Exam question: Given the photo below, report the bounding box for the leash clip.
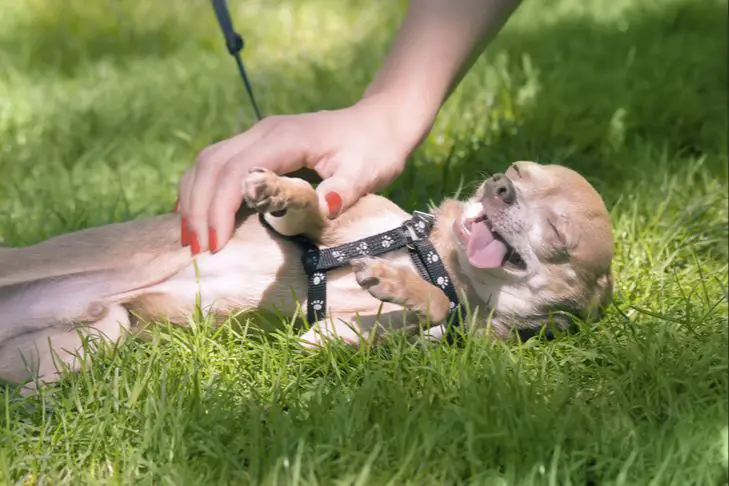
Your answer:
[210,0,263,121]
[225,32,244,55]
[412,210,436,228]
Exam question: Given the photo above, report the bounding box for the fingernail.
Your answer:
[208,227,218,254]
[190,231,201,256]
[181,217,190,246]
[174,199,180,212]
[325,192,342,219]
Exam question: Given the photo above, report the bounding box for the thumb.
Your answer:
[315,173,371,220]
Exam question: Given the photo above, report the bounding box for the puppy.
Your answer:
[0,161,614,391]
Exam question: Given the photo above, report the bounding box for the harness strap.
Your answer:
[258,211,464,343]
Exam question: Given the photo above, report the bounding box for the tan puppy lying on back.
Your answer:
[0,161,614,391]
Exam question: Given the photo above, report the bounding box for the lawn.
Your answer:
[0,0,727,483]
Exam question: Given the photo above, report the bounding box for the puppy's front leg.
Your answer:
[352,258,452,328]
[243,167,325,240]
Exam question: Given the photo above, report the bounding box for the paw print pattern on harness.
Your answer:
[312,272,325,285]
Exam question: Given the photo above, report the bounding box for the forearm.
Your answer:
[362,0,521,147]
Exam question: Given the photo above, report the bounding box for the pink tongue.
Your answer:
[466,222,509,269]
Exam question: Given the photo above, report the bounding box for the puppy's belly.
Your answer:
[130,237,306,321]
[131,241,420,328]
[129,209,421,327]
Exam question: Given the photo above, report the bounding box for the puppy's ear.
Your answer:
[584,271,614,321]
[543,210,580,255]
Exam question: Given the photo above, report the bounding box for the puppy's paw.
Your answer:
[352,258,406,305]
[243,167,287,215]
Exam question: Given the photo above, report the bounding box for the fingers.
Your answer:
[176,105,410,256]
[314,170,371,220]
[203,165,246,250]
[207,134,308,250]
[177,166,195,246]
[315,157,405,219]
[179,119,278,254]
[178,137,230,231]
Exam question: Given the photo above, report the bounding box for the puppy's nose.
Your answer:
[485,173,516,205]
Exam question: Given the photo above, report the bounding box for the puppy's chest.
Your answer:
[152,211,422,315]
[313,211,423,315]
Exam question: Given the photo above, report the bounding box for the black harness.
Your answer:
[259,211,465,343]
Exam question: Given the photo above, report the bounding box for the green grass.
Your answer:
[1,0,727,483]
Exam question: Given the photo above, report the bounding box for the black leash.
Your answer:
[211,0,263,121]
[259,212,466,344]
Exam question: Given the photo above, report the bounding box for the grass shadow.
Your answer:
[4,319,726,483]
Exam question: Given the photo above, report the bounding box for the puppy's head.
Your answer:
[451,161,614,336]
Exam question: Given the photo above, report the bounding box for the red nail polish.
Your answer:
[325,192,342,219]
[208,227,218,254]
[181,217,190,246]
[190,231,201,256]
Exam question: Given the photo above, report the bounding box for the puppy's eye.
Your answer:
[508,163,522,178]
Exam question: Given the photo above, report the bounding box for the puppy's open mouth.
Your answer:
[461,213,527,271]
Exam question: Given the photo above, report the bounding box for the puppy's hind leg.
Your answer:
[243,167,327,240]
[0,304,131,394]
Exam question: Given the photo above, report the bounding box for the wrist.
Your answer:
[358,87,441,158]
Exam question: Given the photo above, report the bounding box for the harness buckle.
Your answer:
[403,210,436,244]
[412,210,436,225]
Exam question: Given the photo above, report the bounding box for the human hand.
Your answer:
[177,95,421,255]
